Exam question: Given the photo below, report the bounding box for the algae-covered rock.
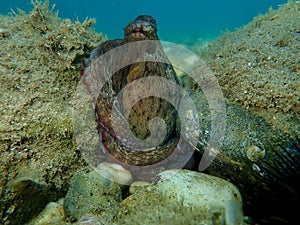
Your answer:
[2,176,62,225]
[64,170,122,222]
[26,198,66,225]
[199,1,300,136]
[0,0,105,223]
[115,170,243,225]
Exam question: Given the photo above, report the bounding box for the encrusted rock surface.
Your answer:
[0,1,105,223]
[64,170,122,222]
[114,170,243,225]
[199,1,300,137]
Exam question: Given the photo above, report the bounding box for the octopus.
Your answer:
[81,16,300,223]
[82,15,191,172]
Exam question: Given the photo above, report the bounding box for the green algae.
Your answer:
[0,0,105,223]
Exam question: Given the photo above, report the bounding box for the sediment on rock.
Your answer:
[0,1,105,223]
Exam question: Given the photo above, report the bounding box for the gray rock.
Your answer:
[64,171,122,222]
[116,169,243,225]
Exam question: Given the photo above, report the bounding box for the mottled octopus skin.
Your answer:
[83,15,182,167]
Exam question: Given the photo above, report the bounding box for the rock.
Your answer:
[0,1,104,224]
[2,176,61,224]
[95,162,133,185]
[199,2,300,137]
[0,27,11,37]
[64,170,122,222]
[129,181,150,194]
[77,213,106,225]
[114,169,243,225]
[156,170,242,209]
[27,199,66,225]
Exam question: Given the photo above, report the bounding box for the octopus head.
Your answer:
[124,15,158,42]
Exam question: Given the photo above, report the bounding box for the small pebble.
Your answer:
[0,28,11,37]
[28,199,66,225]
[77,213,106,225]
[95,162,133,185]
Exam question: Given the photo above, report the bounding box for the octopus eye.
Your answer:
[149,18,156,26]
[142,24,153,32]
[145,17,156,26]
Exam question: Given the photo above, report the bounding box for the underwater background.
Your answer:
[1,0,299,224]
[1,0,287,44]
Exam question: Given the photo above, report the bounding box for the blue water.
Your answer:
[1,0,287,44]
